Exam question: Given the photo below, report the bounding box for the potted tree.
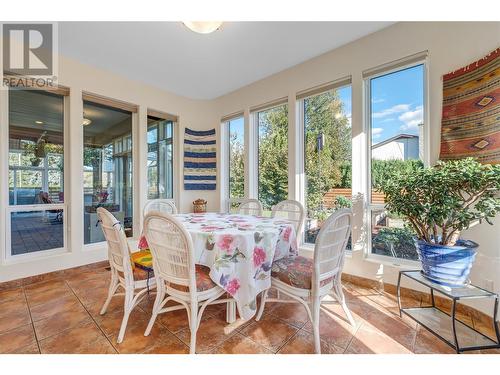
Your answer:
[378,158,500,286]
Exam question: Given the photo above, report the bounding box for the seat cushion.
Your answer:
[168,264,217,292]
[130,249,153,271]
[271,256,333,290]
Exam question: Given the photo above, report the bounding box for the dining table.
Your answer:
[137,212,298,322]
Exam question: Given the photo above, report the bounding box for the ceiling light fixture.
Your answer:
[183,21,222,34]
[35,120,44,124]
[82,118,92,126]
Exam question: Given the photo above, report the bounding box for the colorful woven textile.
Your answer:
[130,249,153,271]
[440,48,500,164]
[184,128,217,190]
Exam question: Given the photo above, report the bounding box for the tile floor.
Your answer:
[1,264,499,354]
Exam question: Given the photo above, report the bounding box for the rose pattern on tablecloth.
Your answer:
[139,212,298,320]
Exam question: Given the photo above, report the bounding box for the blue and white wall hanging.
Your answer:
[184,128,217,190]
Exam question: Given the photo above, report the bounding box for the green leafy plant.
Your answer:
[377,158,500,246]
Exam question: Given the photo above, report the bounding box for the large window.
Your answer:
[83,100,133,244]
[228,116,245,202]
[257,104,288,212]
[367,63,425,261]
[302,85,352,245]
[147,114,174,200]
[8,89,65,256]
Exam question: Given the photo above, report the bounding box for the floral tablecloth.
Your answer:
[138,212,298,320]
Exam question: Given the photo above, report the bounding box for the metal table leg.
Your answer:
[397,272,402,317]
[451,299,460,353]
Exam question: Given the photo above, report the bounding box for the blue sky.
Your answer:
[229,65,423,146]
[370,64,424,144]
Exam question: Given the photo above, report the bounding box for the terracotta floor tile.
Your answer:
[0,287,24,303]
[25,279,68,294]
[29,294,81,322]
[345,323,412,354]
[269,302,310,328]
[10,342,40,354]
[361,310,416,350]
[64,267,110,284]
[0,324,37,354]
[39,320,116,354]
[25,283,73,307]
[33,302,92,340]
[111,319,186,354]
[93,306,147,337]
[412,326,455,354]
[240,314,298,353]
[86,295,125,317]
[156,306,194,334]
[0,304,31,334]
[303,309,357,349]
[176,312,239,353]
[278,329,344,354]
[212,333,273,354]
[0,298,29,318]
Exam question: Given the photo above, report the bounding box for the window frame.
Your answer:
[363,56,429,267]
[4,89,69,263]
[296,79,353,248]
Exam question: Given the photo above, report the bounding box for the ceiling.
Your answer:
[59,22,394,100]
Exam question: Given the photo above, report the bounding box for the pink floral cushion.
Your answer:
[168,265,217,292]
[271,256,333,290]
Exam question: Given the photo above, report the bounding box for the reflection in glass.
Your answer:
[303,86,352,244]
[10,210,64,255]
[8,90,64,205]
[83,101,133,244]
[147,115,174,199]
[258,104,288,213]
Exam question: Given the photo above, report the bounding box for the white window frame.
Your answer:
[363,54,429,267]
[4,91,69,263]
[296,78,353,249]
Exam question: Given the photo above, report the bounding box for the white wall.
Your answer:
[372,137,419,161]
[212,22,500,314]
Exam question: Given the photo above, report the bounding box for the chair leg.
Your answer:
[311,296,321,354]
[256,289,268,321]
[144,284,165,336]
[117,289,134,344]
[335,280,355,327]
[189,302,198,354]
[100,273,118,315]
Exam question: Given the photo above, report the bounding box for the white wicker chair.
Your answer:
[271,199,305,239]
[143,211,231,354]
[236,198,263,216]
[97,207,156,344]
[256,209,355,354]
[143,199,178,217]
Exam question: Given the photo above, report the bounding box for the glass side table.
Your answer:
[397,270,500,353]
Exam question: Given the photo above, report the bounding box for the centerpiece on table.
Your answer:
[378,158,500,287]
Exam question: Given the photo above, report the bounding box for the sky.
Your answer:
[229,64,423,146]
[370,64,424,144]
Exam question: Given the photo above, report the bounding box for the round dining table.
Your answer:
[138,212,298,321]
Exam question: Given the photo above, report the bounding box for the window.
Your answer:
[257,104,288,213]
[302,85,352,245]
[227,116,245,210]
[367,63,425,261]
[83,100,133,244]
[8,89,65,256]
[147,114,174,200]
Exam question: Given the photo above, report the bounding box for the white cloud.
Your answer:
[399,106,423,132]
[372,127,383,139]
[372,98,385,104]
[373,104,410,119]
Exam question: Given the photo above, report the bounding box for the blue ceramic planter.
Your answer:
[415,239,478,287]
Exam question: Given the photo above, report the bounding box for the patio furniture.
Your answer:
[143,211,231,354]
[137,212,298,321]
[271,199,305,240]
[256,208,355,354]
[97,207,156,344]
[143,199,178,217]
